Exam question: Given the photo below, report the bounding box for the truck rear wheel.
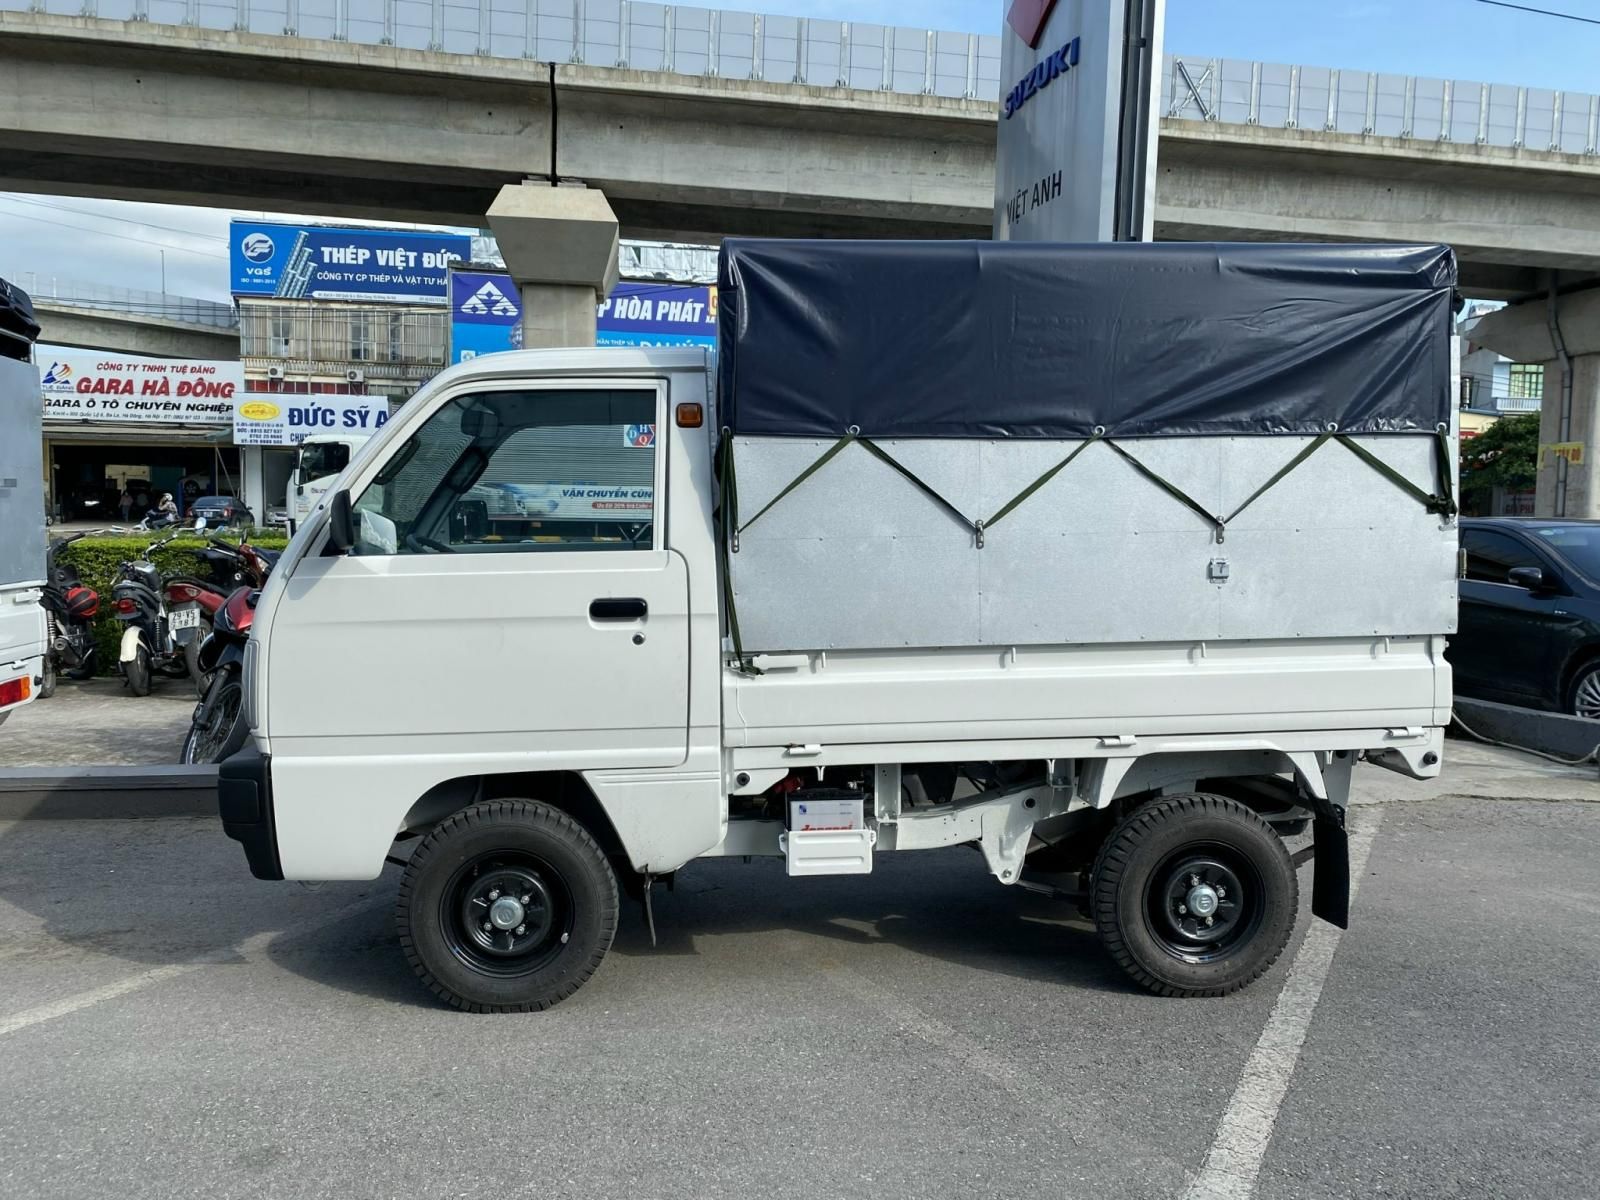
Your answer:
[396,800,619,1013]
[1091,793,1297,997]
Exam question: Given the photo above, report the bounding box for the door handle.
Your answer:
[589,597,647,621]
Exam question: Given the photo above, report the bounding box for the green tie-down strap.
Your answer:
[1336,427,1458,518]
[715,430,757,674]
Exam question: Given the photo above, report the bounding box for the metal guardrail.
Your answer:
[10,0,1003,100]
[10,275,239,329]
[6,2,1596,154]
[1165,55,1600,155]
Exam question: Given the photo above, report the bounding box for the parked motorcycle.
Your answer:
[178,530,279,695]
[180,585,258,764]
[189,531,279,594]
[38,531,102,698]
[110,526,210,696]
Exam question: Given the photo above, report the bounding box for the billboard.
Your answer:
[596,283,718,350]
[230,221,471,303]
[451,270,524,362]
[994,0,1164,242]
[449,269,717,364]
[232,395,390,447]
[38,350,240,425]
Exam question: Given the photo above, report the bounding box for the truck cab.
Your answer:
[287,431,372,529]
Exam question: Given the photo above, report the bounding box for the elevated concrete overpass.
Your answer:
[2,13,1599,297]
[34,300,238,359]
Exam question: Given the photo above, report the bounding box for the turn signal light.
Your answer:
[0,676,29,707]
[676,402,704,428]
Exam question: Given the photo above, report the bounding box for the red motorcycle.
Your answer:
[172,529,279,697]
[39,531,101,697]
[163,576,227,695]
[180,583,263,765]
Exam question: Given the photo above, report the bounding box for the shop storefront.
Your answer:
[37,348,248,523]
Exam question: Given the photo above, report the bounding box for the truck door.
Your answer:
[268,380,688,768]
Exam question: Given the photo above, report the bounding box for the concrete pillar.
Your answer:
[486,183,620,350]
[1532,352,1599,519]
[240,446,265,526]
[1468,289,1600,519]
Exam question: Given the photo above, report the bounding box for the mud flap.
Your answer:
[1311,806,1350,929]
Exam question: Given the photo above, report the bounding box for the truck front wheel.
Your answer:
[1091,793,1297,997]
[396,800,619,1013]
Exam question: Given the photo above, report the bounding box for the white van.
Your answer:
[220,241,1459,1012]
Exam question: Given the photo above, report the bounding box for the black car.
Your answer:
[188,495,249,527]
[1450,518,1600,719]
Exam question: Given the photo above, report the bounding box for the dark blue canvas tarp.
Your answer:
[716,239,1457,439]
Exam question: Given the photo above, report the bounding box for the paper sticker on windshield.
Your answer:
[624,424,656,448]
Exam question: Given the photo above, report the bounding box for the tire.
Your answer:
[1568,660,1600,721]
[184,636,210,699]
[39,654,56,700]
[124,645,152,696]
[1091,793,1297,998]
[180,671,248,765]
[397,800,619,1013]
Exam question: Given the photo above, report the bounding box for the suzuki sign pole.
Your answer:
[994,0,1164,243]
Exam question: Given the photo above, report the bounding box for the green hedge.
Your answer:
[56,533,289,676]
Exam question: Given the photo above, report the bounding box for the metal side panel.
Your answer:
[729,434,1455,651]
[721,637,1444,751]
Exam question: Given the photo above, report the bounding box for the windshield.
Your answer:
[298,441,351,480]
[1528,525,1600,582]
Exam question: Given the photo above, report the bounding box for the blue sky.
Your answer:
[2,0,1594,302]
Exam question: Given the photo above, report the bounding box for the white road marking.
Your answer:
[0,895,381,1040]
[1181,811,1383,1200]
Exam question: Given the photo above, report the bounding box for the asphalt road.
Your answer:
[0,762,1595,1199]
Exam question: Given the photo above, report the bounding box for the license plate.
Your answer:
[169,605,201,631]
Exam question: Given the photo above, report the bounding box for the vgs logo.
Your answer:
[240,233,275,262]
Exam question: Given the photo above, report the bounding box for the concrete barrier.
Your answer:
[1453,698,1600,774]
[0,765,218,819]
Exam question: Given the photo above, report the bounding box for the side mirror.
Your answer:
[193,516,208,532]
[1507,566,1545,591]
[327,489,355,553]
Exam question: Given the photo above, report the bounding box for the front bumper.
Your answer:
[219,743,284,880]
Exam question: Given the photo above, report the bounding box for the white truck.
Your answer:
[221,241,1460,1012]
[287,432,372,529]
[0,277,47,727]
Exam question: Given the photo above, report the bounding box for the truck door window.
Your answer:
[349,388,657,554]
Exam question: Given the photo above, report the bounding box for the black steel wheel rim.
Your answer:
[1143,843,1264,964]
[440,852,572,979]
